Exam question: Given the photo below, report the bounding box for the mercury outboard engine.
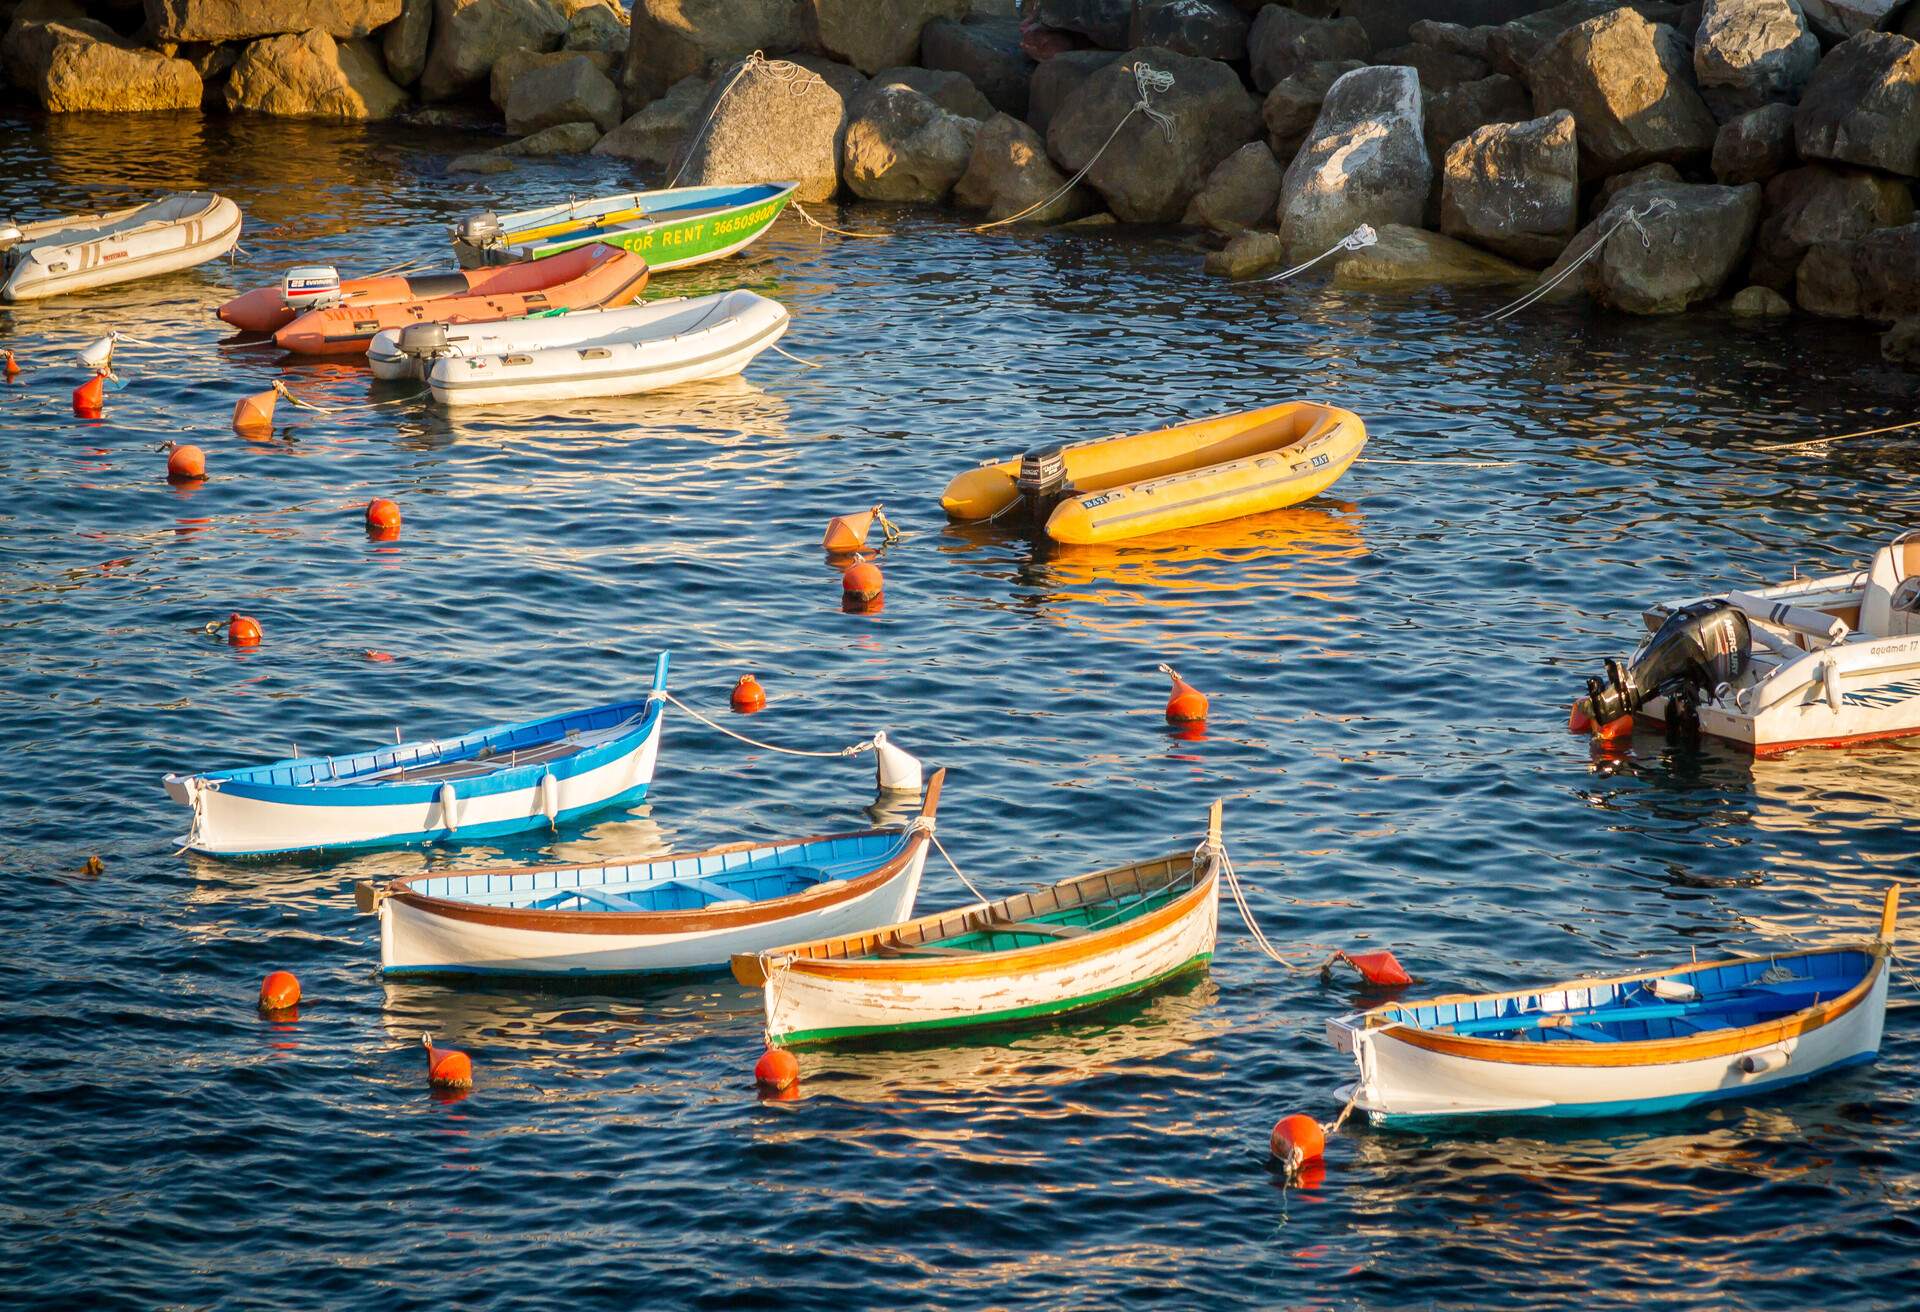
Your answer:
[1014,445,1072,529]
[1577,600,1752,738]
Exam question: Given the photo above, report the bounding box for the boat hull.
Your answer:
[757,872,1219,1047]
[2,194,242,302]
[453,183,795,270]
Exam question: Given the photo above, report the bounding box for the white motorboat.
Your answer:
[1,192,242,301]
[1572,530,1920,754]
[365,288,789,406]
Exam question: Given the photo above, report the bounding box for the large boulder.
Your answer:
[1692,0,1820,119]
[1422,72,1531,161]
[420,0,565,100]
[1182,140,1284,233]
[561,1,625,53]
[1596,159,1682,204]
[1336,0,1565,52]
[1796,221,1920,320]
[144,0,401,42]
[1409,18,1496,61]
[1276,64,1431,259]
[1884,316,1920,366]
[619,0,806,108]
[1204,229,1287,278]
[1025,48,1118,134]
[1531,9,1718,178]
[1371,42,1490,92]
[672,52,862,201]
[1793,31,1920,178]
[842,83,979,201]
[10,17,202,110]
[1129,0,1248,61]
[1263,58,1366,160]
[1731,283,1793,314]
[1028,0,1131,49]
[1248,6,1370,92]
[591,72,708,166]
[381,0,431,83]
[1798,0,1904,42]
[1440,109,1579,265]
[1047,47,1259,223]
[224,28,405,117]
[921,14,1031,116]
[953,111,1096,222]
[1711,101,1797,181]
[864,65,994,119]
[1747,163,1915,290]
[1555,178,1764,312]
[503,49,620,133]
[1330,223,1535,285]
[497,119,601,153]
[811,0,969,75]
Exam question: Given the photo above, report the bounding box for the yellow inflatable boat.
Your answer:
[940,401,1367,545]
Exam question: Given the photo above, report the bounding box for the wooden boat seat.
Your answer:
[875,941,969,957]
[530,887,646,912]
[985,918,1088,939]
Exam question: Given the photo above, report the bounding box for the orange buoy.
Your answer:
[232,388,277,437]
[423,1034,474,1089]
[364,649,396,663]
[73,373,105,417]
[259,970,301,1012]
[227,613,262,647]
[365,498,402,536]
[166,443,206,483]
[1270,1114,1326,1172]
[1568,699,1593,734]
[1160,663,1209,725]
[3,348,19,379]
[730,674,767,713]
[754,1047,799,1092]
[1340,950,1413,987]
[841,556,883,604]
[823,507,877,553]
[1593,712,1634,743]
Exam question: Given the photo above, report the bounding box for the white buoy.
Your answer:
[1650,979,1699,1002]
[78,332,118,373]
[871,731,923,793]
[539,771,559,830]
[438,781,458,834]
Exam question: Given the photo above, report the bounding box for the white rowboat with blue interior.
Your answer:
[1326,888,1900,1125]
[163,654,669,858]
[451,182,797,270]
[359,771,943,976]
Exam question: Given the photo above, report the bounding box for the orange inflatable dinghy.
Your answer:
[258,244,651,356]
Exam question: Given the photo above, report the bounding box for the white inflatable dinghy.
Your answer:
[0,192,243,302]
[366,288,790,407]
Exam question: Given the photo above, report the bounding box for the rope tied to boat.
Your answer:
[658,689,874,760]
[1476,196,1676,323]
[1757,416,1920,452]
[1260,224,1378,284]
[912,817,992,904]
[768,342,824,369]
[973,62,1175,233]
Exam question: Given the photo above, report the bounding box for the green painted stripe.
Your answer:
[771,952,1215,1048]
[523,195,792,269]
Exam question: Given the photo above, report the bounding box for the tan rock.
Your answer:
[592,74,710,168]
[953,111,1093,223]
[1331,223,1533,286]
[503,50,620,133]
[1731,284,1791,315]
[225,29,406,118]
[144,0,402,43]
[11,15,202,111]
[1205,230,1287,278]
[421,0,566,101]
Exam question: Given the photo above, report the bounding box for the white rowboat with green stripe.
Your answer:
[451,182,797,271]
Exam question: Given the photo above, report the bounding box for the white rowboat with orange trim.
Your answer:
[1326,887,1900,1125]
[733,802,1225,1048]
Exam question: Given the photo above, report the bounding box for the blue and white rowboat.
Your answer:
[163,654,669,858]
[1325,887,1900,1125]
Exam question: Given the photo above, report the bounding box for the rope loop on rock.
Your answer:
[667,50,824,188]
[1261,224,1377,284]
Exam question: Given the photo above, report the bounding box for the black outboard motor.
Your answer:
[1014,445,1073,529]
[1578,600,1752,738]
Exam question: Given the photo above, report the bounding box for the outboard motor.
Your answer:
[1014,445,1073,529]
[454,210,503,249]
[281,265,342,312]
[1575,600,1752,739]
[392,322,452,379]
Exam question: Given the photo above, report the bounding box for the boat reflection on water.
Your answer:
[415,374,793,451]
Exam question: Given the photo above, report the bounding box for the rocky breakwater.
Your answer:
[3,0,1915,362]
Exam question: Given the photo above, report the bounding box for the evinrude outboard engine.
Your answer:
[1577,600,1752,738]
[281,265,342,312]
[454,210,503,250]
[1014,445,1072,529]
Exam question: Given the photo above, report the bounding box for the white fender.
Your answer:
[438,781,458,834]
[1739,1047,1788,1076]
[871,731,923,793]
[539,771,559,829]
[1823,658,1844,711]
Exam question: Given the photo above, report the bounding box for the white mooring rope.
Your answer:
[659,690,873,760]
[1477,196,1675,322]
[1261,224,1378,283]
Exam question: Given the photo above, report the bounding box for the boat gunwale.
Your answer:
[379,769,942,936]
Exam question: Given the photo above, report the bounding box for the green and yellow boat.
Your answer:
[450,182,796,270]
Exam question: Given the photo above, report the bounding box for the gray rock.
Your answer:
[1693,0,1819,119]
[1711,101,1797,182]
[145,0,401,43]
[1731,283,1792,313]
[1796,221,1920,320]
[843,83,980,201]
[1025,48,1118,134]
[1204,229,1287,278]
[953,111,1095,222]
[620,0,807,110]
[1337,0,1567,52]
[672,51,862,201]
[813,0,969,75]
[225,28,405,118]
[1264,58,1367,161]
[1597,160,1684,205]
[497,119,601,154]
[1799,0,1904,42]
[448,150,516,172]
[381,0,430,83]
[1047,47,1259,222]
[1409,18,1494,61]
[421,0,565,101]
[920,14,1031,116]
[1422,72,1531,163]
[1182,140,1283,233]
[1483,0,1688,79]
[1331,222,1535,285]
[491,48,609,110]
[504,49,620,133]
[863,65,993,120]
[1129,0,1249,62]
[1793,32,1920,178]
[1531,9,1718,178]
[591,73,709,167]
[1248,6,1370,92]
[1276,64,1431,260]
[561,2,625,53]
[1371,42,1489,91]
[1748,163,1915,290]
[1441,109,1579,265]
[1559,178,1764,313]
[1883,315,1920,365]
[1028,0,1131,49]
